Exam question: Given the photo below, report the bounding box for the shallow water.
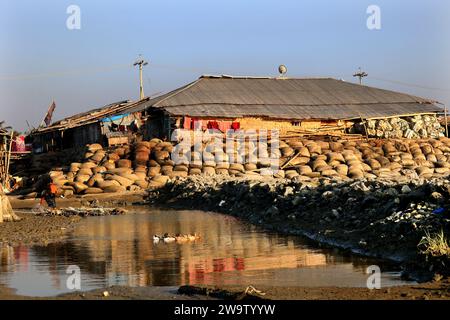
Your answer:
[0,208,413,297]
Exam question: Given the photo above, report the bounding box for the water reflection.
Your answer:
[0,208,411,296]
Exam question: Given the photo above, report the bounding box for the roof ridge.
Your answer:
[200,74,334,80]
[162,101,438,108]
[152,78,204,108]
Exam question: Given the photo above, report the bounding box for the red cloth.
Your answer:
[183,116,191,129]
[231,122,240,130]
[218,121,232,133]
[207,121,219,130]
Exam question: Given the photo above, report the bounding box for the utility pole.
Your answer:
[134,56,148,100]
[353,67,368,85]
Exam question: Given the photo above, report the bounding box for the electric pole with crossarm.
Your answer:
[134,56,148,100]
[353,67,368,85]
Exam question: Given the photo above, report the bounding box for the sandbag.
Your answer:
[117,159,132,168]
[134,166,147,173]
[73,182,88,193]
[229,163,245,172]
[174,165,189,172]
[77,168,93,176]
[147,166,161,177]
[134,180,150,189]
[135,172,147,180]
[83,188,104,194]
[105,174,134,187]
[202,167,216,175]
[96,180,121,189]
[152,175,170,184]
[103,185,127,193]
[216,168,229,175]
[285,170,299,179]
[80,162,97,169]
[297,165,312,175]
[106,168,134,176]
[87,143,103,153]
[92,166,107,174]
[75,175,91,183]
[335,164,348,176]
[244,163,258,171]
[90,151,105,163]
[189,168,202,175]
[103,161,116,170]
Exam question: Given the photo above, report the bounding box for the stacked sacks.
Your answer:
[281,137,450,182]
[357,115,445,139]
[43,136,450,196]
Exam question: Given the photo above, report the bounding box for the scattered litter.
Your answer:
[34,207,128,217]
[433,207,445,215]
[244,286,266,297]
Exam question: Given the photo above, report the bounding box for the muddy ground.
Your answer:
[0,212,81,247]
[2,192,145,247]
[1,281,449,300]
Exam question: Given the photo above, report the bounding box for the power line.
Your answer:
[368,76,450,92]
[0,64,132,81]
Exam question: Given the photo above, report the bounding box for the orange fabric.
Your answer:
[49,183,58,194]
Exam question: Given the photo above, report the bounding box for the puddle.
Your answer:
[0,208,413,296]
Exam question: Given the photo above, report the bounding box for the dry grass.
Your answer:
[418,230,450,257]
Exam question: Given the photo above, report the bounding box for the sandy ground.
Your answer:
[1,193,449,300]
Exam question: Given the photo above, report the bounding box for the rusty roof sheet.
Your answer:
[148,76,441,120]
[33,99,151,134]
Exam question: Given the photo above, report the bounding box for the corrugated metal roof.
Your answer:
[148,76,441,120]
[162,103,440,120]
[34,99,150,134]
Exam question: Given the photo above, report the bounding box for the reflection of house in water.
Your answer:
[1,245,15,273]
[26,210,337,287]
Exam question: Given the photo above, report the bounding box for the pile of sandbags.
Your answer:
[46,140,177,196]
[169,134,282,178]
[37,135,450,196]
[357,115,445,139]
[279,137,450,182]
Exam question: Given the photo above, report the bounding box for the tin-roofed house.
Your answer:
[30,99,153,153]
[140,75,444,139]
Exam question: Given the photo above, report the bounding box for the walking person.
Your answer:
[40,181,58,209]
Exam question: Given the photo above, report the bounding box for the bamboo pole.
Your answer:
[5,132,13,187]
[281,151,301,169]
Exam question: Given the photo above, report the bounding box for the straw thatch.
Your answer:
[0,190,20,223]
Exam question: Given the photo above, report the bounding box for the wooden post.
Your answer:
[444,105,449,138]
[359,114,369,141]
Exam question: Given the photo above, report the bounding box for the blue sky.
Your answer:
[0,0,449,131]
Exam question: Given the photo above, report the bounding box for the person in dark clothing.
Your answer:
[40,182,58,209]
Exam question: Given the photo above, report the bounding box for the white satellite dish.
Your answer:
[278,65,287,77]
